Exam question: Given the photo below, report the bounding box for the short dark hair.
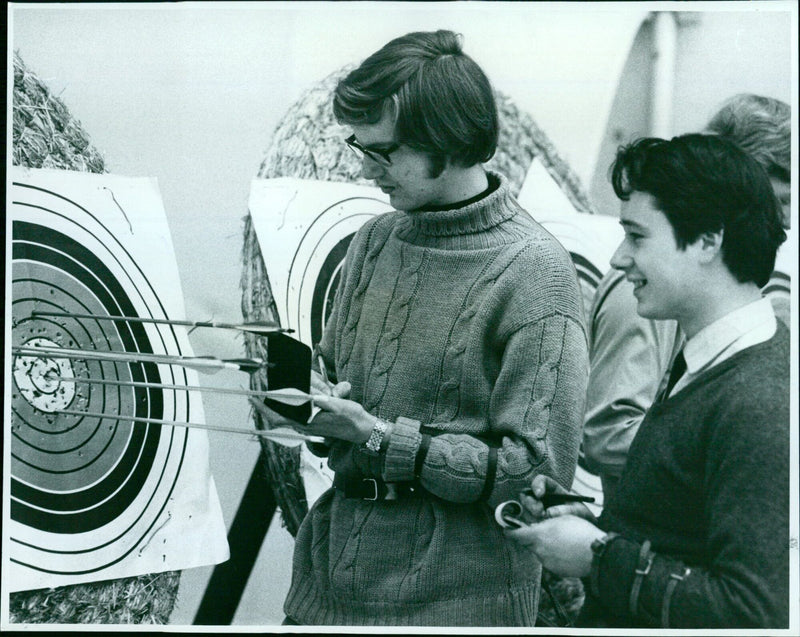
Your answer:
[333,30,498,172]
[611,134,786,287]
[706,94,790,183]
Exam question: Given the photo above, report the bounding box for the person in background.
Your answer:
[253,30,589,626]
[505,133,789,628]
[582,94,791,500]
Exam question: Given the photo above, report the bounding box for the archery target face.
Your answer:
[7,168,227,591]
[249,178,393,346]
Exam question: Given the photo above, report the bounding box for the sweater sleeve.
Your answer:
[384,312,589,507]
[591,383,790,628]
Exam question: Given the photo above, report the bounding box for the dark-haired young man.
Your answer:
[254,30,589,626]
[506,134,789,628]
[583,95,791,502]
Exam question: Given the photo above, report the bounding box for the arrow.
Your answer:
[30,310,293,336]
[47,375,313,403]
[12,345,270,374]
[55,409,323,447]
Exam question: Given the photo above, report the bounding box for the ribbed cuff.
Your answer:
[383,416,421,482]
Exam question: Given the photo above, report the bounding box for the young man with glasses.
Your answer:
[254,29,589,626]
[505,134,789,628]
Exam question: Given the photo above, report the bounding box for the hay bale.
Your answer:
[257,65,595,214]
[8,573,180,625]
[241,214,309,536]
[11,50,179,625]
[12,51,106,173]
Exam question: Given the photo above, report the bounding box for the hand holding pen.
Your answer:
[495,476,596,529]
[524,475,597,523]
[524,490,595,510]
[310,357,335,397]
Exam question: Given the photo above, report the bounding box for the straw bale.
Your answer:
[12,51,106,173]
[8,573,180,625]
[11,51,179,625]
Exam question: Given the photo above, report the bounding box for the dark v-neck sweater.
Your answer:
[584,324,790,628]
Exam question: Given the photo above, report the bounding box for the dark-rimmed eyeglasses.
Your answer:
[345,134,401,167]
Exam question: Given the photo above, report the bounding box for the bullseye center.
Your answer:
[14,337,77,412]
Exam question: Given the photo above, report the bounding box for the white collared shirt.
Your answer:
[670,297,777,396]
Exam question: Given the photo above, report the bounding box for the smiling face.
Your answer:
[610,191,705,325]
[349,113,457,212]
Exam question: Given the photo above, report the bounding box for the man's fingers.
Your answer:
[332,381,351,398]
[310,370,333,395]
[249,397,295,428]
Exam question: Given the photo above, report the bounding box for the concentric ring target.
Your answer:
[10,180,190,576]
[285,196,392,345]
[538,213,625,511]
[309,235,352,347]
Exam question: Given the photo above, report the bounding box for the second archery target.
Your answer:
[248,177,393,346]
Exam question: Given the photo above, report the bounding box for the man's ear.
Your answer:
[697,229,723,263]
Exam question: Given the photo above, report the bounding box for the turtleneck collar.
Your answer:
[392,172,535,250]
[400,172,516,236]
[413,172,500,213]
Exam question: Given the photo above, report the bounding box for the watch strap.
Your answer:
[364,418,389,453]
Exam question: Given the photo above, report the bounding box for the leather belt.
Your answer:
[333,474,422,501]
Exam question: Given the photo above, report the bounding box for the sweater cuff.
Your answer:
[383,416,421,483]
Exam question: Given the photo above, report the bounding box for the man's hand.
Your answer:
[522,474,597,522]
[504,515,605,578]
[310,369,337,396]
[249,381,375,445]
[307,394,376,444]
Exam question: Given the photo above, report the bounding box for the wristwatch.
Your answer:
[590,531,619,557]
[364,418,389,453]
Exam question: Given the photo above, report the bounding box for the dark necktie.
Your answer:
[660,349,686,401]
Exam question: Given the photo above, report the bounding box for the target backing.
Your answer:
[7,167,228,592]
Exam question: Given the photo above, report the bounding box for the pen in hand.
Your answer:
[522,489,595,509]
[318,357,329,385]
[315,357,335,397]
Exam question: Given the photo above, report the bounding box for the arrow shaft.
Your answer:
[30,310,289,334]
[56,409,322,443]
[12,346,264,373]
[50,374,273,398]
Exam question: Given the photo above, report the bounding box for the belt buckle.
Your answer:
[362,478,379,501]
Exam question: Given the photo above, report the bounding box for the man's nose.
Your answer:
[609,241,632,271]
[361,156,385,180]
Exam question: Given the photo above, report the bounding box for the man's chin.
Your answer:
[636,303,670,321]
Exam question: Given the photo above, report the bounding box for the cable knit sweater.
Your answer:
[283,173,589,626]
